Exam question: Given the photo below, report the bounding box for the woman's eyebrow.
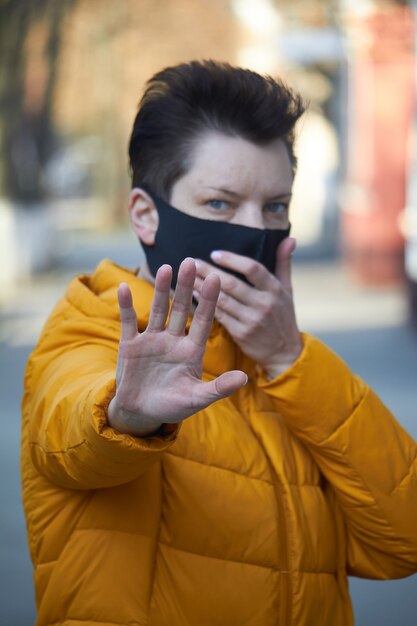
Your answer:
[205,186,241,197]
[267,193,293,201]
[264,191,292,200]
[204,186,292,200]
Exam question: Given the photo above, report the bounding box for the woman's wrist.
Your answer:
[259,341,303,380]
[107,397,164,438]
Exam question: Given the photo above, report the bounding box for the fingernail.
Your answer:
[210,251,222,260]
[192,290,200,299]
[195,259,202,269]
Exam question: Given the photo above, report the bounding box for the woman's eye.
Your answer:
[265,202,288,214]
[208,199,229,210]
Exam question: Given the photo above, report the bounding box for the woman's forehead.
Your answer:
[186,132,293,195]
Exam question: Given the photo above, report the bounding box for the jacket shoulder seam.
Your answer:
[390,452,417,496]
[317,383,369,446]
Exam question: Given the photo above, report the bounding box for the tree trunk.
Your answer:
[0,0,73,205]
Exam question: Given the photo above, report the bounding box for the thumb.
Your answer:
[194,370,248,408]
[275,237,296,291]
[214,370,248,397]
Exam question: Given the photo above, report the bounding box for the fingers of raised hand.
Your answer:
[194,261,247,306]
[167,258,196,335]
[147,264,172,332]
[194,277,239,318]
[188,273,221,346]
[118,282,138,340]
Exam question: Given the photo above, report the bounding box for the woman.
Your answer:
[22,60,417,626]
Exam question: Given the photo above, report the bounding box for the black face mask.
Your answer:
[140,191,291,287]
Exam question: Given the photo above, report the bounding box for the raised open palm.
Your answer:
[107,258,248,436]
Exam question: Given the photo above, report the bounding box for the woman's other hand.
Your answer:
[193,238,302,380]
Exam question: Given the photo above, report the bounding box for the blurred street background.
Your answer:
[1,0,417,624]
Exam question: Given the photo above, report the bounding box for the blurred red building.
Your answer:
[342,4,416,284]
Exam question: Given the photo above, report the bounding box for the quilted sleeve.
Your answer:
[256,333,417,579]
[23,315,179,490]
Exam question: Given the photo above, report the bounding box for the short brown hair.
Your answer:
[128,60,305,200]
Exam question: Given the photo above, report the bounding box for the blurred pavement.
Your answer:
[1,227,416,625]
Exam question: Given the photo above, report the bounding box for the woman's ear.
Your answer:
[129,188,159,245]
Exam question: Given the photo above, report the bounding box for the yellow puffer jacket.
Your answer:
[21,260,417,626]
